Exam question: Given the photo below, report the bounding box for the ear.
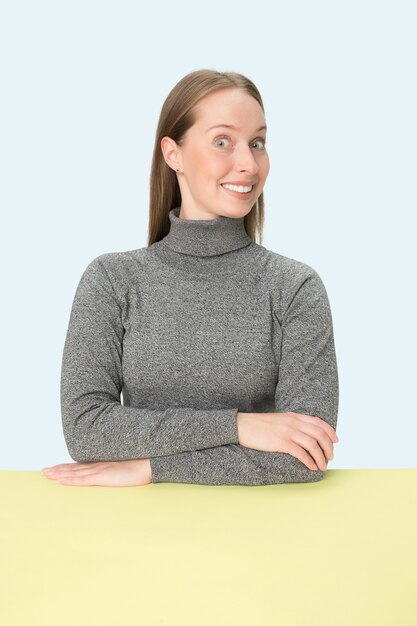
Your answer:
[160,136,183,173]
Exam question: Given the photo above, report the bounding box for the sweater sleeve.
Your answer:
[149,268,339,485]
[60,256,239,462]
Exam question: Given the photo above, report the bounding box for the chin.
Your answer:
[220,206,253,219]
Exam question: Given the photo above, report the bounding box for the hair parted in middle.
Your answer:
[147,69,267,247]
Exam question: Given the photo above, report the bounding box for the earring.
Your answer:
[176,168,183,173]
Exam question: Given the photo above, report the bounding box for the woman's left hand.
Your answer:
[41,459,152,487]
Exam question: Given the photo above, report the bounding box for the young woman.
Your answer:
[42,69,339,487]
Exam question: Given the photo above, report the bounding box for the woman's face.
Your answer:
[162,87,270,220]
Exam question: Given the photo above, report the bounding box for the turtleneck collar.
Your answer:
[160,206,252,257]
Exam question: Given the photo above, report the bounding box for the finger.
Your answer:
[299,424,335,462]
[288,443,319,471]
[295,433,328,471]
[311,441,328,471]
[43,463,81,470]
[319,420,339,443]
[43,463,98,473]
[297,414,339,443]
[43,469,96,482]
[56,475,97,486]
[48,468,101,481]
[47,468,100,480]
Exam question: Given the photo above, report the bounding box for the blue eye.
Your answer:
[252,139,267,149]
[214,136,267,149]
[215,137,230,148]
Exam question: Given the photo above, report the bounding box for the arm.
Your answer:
[60,256,239,462]
[149,268,339,485]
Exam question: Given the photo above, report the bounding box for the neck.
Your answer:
[160,206,252,258]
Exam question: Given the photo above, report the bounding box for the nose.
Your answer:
[233,144,259,175]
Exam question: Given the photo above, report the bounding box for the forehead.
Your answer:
[194,88,266,129]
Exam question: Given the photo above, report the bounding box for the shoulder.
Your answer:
[91,247,147,272]
[252,242,324,288]
[78,246,151,295]
[251,243,331,319]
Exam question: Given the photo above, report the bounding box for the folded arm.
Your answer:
[61,257,338,485]
[149,444,327,486]
[149,268,339,485]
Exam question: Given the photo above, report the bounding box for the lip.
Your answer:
[221,182,256,186]
[220,183,254,200]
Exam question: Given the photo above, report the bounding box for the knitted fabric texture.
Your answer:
[60,206,339,485]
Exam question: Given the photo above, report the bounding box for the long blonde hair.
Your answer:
[148,69,267,246]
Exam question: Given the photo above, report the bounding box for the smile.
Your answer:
[221,183,253,193]
[221,183,254,198]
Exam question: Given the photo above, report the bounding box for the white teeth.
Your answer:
[222,183,253,193]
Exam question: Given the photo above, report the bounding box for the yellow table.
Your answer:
[1,469,416,626]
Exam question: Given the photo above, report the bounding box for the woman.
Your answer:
[42,69,339,487]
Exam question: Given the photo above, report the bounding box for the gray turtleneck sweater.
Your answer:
[61,206,339,485]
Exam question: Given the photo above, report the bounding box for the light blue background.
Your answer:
[1,0,415,470]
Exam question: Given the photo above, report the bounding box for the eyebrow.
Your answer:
[206,124,267,133]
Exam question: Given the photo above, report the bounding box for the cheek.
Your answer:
[191,151,221,178]
[261,155,270,178]
[187,148,231,190]
[201,153,228,183]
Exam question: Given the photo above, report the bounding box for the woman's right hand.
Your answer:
[236,411,339,472]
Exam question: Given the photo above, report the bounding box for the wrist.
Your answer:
[140,458,152,483]
[236,412,254,446]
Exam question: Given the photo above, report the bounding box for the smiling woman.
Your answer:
[46,69,339,488]
[160,86,270,221]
